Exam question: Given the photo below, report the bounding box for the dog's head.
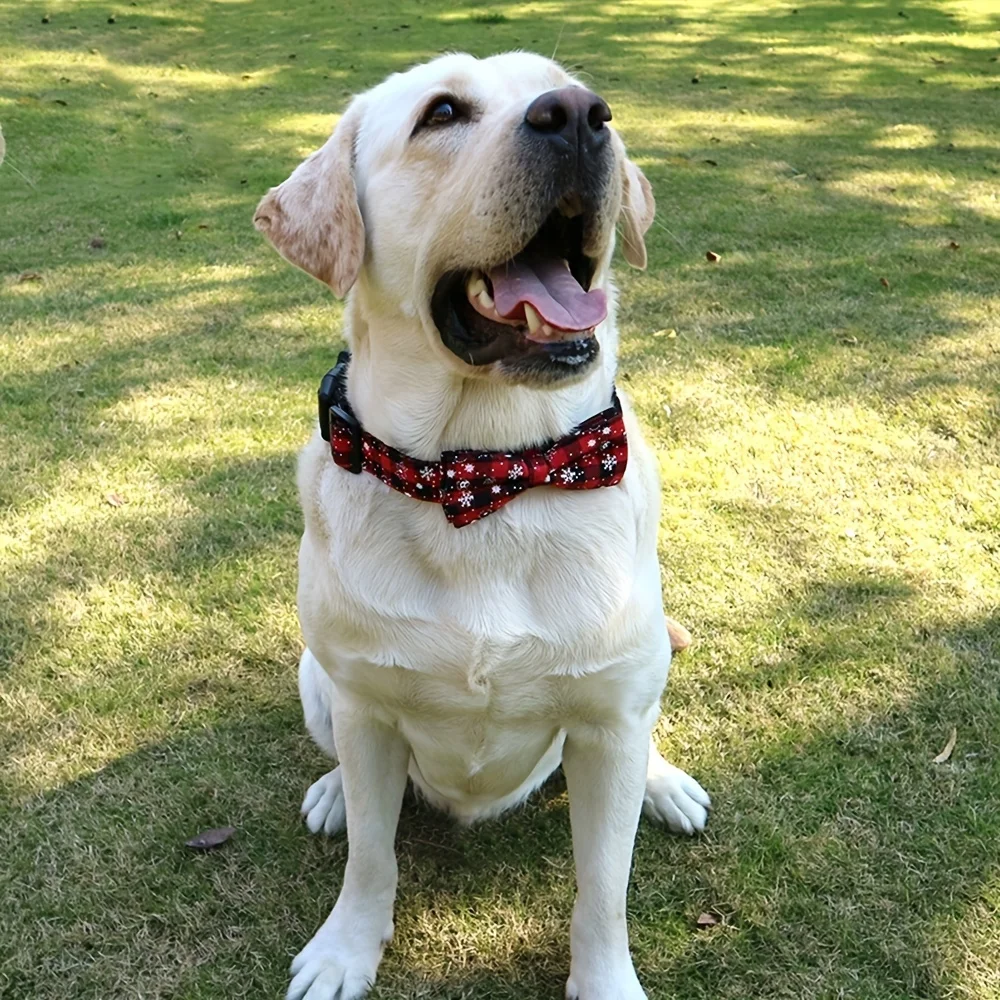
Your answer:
[254,52,654,386]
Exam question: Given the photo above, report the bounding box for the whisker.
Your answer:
[2,155,37,189]
[648,215,687,250]
[551,23,565,61]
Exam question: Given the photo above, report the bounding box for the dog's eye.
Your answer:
[426,100,456,126]
[415,96,469,133]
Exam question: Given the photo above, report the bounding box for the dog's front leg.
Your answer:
[287,705,409,1000]
[563,723,651,1000]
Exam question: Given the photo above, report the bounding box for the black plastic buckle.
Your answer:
[318,350,362,473]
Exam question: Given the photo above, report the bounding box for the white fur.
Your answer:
[267,52,711,1000]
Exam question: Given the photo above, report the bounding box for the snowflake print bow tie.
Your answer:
[320,352,628,528]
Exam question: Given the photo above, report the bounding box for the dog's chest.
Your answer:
[337,631,569,799]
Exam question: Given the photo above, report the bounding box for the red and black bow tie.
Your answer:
[318,352,628,528]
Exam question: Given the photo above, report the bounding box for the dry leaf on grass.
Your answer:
[105,492,126,507]
[185,826,236,850]
[948,241,960,250]
[933,727,957,764]
[706,250,721,262]
[880,277,890,289]
[695,912,719,929]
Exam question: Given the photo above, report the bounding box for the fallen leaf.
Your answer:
[105,492,125,507]
[948,241,960,250]
[16,271,43,282]
[879,277,890,289]
[703,158,718,166]
[933,727,957,764]
[52,98,68,106]
[695,912,719,929]
[89,236,106,249]
[653,328,678,339]
[706,250,721,262]
[185,826,236,851]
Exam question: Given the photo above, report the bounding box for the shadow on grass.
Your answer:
[3,579,998,999]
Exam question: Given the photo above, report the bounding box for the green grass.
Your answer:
[2,1,999,997]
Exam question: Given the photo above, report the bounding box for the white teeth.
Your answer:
[467,273,486,297]
[478,288,494,310]
[541,322,554,338]
[524,303,542,334]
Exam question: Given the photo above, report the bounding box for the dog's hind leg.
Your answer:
[298,648,347,835]
[642,738,711,835]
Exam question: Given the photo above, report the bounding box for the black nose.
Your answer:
[524,86,612,154]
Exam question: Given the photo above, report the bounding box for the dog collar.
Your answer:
[318,352,628,528]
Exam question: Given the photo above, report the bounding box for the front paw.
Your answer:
[287,912,392,1000]
[566,963,647,1000]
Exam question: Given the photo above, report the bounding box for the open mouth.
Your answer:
[431,207,607,379]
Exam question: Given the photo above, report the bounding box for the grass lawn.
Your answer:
[2,0,999,997]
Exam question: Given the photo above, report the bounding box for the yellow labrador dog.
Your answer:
[255,51,710,1000]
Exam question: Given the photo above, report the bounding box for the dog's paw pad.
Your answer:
[301,768,346,836]
[643,763,711,836]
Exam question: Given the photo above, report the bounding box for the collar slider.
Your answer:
[319,351,362,473]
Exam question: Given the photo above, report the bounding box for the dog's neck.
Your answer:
[342,281,619,462]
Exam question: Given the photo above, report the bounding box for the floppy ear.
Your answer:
[253,103,364,297]
[619,159,655,269]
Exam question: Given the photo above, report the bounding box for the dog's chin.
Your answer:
[430,208,608,387]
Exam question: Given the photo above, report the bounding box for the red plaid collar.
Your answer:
[318,352,628,528]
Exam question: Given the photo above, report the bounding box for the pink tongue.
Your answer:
[489,257,607,332]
